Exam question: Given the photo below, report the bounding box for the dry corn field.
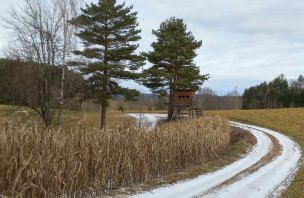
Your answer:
[0,116,230,197]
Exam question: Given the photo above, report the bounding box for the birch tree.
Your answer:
[55,0,82,123]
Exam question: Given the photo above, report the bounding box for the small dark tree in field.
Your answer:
[142,17,209,120]
[71,0,144,129]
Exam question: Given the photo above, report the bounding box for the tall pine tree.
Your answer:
[71,0,144,129]
[143,17,209,120]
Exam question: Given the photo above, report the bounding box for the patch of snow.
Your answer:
[127,113,167,128]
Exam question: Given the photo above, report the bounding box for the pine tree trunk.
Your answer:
[167,87,175,121]
[101,104,107,130]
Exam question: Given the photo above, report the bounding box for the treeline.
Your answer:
[243,74,304,109]
[0,59,84,124]
[197,87,243,110]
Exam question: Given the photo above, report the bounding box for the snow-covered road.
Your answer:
[128,113,167,128]
[127,114,301,198]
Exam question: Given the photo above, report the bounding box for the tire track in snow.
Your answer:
[198,132,281,197]
[203,122,301,198]
[128,118,301,198]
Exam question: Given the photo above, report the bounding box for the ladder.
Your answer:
[171,107,181,120]
[172,107,203,120]
[189,107,203,118]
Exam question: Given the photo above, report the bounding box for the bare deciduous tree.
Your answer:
[4,0,62,65]
[3,0,64,126]
[197,87,242,110]
[3,0,83,126]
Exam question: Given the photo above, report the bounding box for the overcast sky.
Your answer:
[1,0,304,95]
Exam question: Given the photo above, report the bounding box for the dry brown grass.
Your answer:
[0,104,133,128]
[0,116,230,197]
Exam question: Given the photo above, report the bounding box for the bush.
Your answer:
[118,105,124,112]
[147,106,153,111]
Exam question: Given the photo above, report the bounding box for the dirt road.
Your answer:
[128,114,301,198]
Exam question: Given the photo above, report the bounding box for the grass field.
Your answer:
[207,108,304,198]
[0,104,133,128]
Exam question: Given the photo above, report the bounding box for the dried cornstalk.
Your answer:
[0,116,230,197]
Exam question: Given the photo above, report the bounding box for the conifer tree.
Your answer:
[71,0,144,129]
[143,17,209,120]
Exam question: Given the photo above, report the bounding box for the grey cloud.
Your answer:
[0,0,303,94]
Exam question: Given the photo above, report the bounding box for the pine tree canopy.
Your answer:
[142,17,209,95]
[71,0,144,105]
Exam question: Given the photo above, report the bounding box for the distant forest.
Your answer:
[0,59,303,111]
[0,59,85,110]
[0,58,242,111]
[242,74,304,109]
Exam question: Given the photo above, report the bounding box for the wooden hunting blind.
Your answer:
[172,89,203,120]
[175,89,196,107]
